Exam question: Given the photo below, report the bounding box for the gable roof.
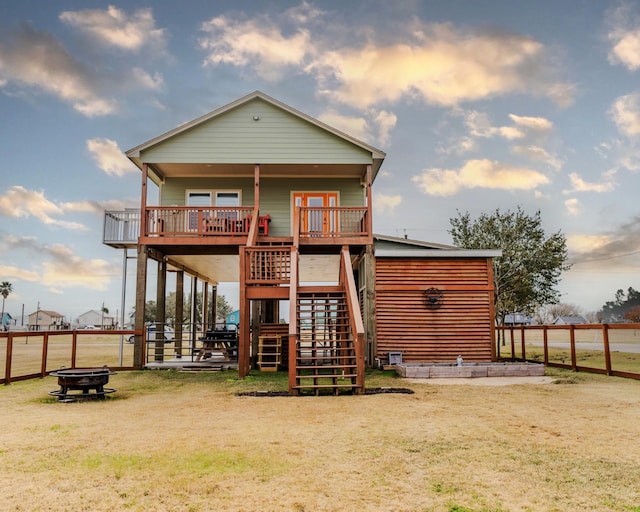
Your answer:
[29,310,64,318]
[554,315,587,324]
[126,90,386,179]
[374,234,502,258]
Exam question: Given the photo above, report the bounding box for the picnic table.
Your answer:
[196,326,238,361]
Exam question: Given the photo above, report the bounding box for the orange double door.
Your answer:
[293,192,338,235]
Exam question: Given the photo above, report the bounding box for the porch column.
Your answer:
[175,270,184,358]
[154,259,167,361]
[190,276,198,340]
[211,285,217,326]
[133,245,148,368]
[140,163,148,238]
[365,164,373,240]
[202,282,209,330]
[250,300,260,369]
[238,248,250,378]
[364,245,376,366]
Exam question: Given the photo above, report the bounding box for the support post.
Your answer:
[155,259,167,361]
[175,271,184,358]
[133,245,148,368]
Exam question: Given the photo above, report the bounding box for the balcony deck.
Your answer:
[103,206,370,248]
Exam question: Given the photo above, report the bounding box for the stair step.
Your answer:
[293,383,358,389]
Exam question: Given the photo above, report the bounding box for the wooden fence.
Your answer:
[496,323,640,380]
[1,330,138,385]
[5,323,640,384]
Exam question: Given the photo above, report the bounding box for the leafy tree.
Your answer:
[600,287,640,323]
[449,207,570,341]
[0,281,12,329]
[216,294,234,322]
[129,301,157,324]
[624,305,640,323]
[132,293,233,325]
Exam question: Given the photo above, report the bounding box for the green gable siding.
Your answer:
[161,178,254,206]
[141,98,373,165]
[161,176,363,237]
[260,177,363,237]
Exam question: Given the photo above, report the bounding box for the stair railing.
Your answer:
[340,246,365,393]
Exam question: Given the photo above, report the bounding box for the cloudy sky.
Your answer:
[1,0,640,323]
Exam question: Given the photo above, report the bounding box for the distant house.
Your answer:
[28,310,65,331]
[226,310,240,325]
[1,312,12,330]
[77,309,116,329]
[504,313,533,326]
[554,315,587,325]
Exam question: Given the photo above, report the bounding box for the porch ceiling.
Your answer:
[166,253,340,284]
[149,163,366,181]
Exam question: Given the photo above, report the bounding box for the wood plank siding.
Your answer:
[140,98,373,165]
[374,258,495,363]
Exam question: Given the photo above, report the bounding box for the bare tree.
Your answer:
[535,303,583,325]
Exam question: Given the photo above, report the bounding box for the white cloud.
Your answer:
[373,193,402,214]
[199,15,311,81]
[465,111,553,141]
[87,138,137,176]
[567,233,612,254]
[197,7,571,109]
[411,159,549,196]
[606,4,640,70]
[509,114,553,133]
[512,145,562,170]
[41,245,113,291]
[610,92,640,137]
[310,23,571,109]
[0,264,39,282]
[0,186,87,229]
[564,172,616,194]
[130,67,164,90]
[564,197,581,216]
[61,198,133,215]
[0,24,115,116]
[2,236,115,291]
[59,6,167,53]
[373,110,397,146]
[318,109,369,143]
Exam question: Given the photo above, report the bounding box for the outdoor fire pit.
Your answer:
[49,367,117,402]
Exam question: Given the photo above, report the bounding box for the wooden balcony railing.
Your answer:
[104,205,370,245]
[103,210,141,246]
[146,206,254,237]
[245,247,292,284]
[298,207,369,239]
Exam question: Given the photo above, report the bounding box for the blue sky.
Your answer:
[1,0,640,323]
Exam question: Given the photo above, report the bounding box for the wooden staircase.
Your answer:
[291,287,359,395]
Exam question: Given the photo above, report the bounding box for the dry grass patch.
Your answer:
[1,369,639,511]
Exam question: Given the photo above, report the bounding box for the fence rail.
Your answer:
[1,322,242,384]
[496,323,640,380]
[1,330,138,385]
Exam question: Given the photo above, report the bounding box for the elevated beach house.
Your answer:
[104,91,499,394]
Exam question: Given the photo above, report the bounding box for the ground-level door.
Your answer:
[292,192,338,235]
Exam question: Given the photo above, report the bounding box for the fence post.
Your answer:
[602,323,612,375]
[510,327,515,361]
[569,324,577,371]
[71,331,78,368]
[520,325,526,361]
[4,333,13,385]
[41,333,49,377]
[543,326,549,365]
